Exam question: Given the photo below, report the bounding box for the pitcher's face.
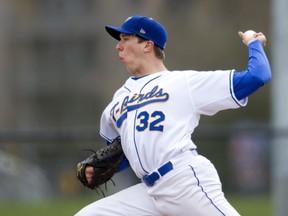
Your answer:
[116,34,148,75]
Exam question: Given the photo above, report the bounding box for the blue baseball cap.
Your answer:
[105,16,167,50]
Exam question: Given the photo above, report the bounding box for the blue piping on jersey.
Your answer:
[100,132,113,143]
[133,109,148,173]
[229,70,244,107]
[124,86,131,92]
[189,165,226,216]
[133,74,163,174]
[131,74,149,80]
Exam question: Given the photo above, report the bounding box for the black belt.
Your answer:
[142,149,198,187]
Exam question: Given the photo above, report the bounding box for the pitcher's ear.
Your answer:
[144,40,154,52]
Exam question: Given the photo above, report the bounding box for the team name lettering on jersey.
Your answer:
[110,85,169,128]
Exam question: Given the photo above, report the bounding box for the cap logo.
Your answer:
[140,28,146,34]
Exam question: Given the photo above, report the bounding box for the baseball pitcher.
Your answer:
[75,16,271,216]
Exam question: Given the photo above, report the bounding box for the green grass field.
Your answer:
[227,194,272,216]
[0,194,271,216]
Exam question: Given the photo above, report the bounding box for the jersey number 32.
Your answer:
[136,111,165,132]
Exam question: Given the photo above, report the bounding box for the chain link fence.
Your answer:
[0,124,278,201]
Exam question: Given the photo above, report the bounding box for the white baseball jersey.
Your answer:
[100,70,247,178]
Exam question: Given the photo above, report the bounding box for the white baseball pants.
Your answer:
[75,151,240,216]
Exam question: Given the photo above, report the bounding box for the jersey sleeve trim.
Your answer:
[229,70,248,107]
[99,131,115,143]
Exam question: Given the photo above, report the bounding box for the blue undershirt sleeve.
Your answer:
[233,40,272,100]
[116,156,130,172]
[106,139,130,172]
